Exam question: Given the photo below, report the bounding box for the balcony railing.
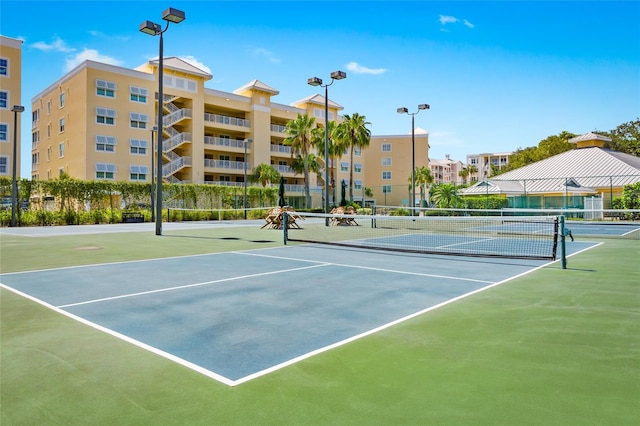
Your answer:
[204,159,247,171]
[270,124,287,133]
[204,113,250,128]
[273,164,295,174]
[163,108,192,126]
[270,144,291,154]
[204,136,248,149]
[163,156,192,176]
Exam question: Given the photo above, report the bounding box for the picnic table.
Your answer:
[261,207,302,229]
[330,206,359,226]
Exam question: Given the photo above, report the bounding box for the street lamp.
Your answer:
[10,105,24,227]
[307,70,346,224]
[243,138,252,220]
[140,7,186,236]
[397,103,429,215]
[150,126,157,222]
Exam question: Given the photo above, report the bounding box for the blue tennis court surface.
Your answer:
[0,240,596,386]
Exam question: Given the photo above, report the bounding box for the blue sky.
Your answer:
[2,0,639,177]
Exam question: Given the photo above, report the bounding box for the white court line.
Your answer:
[57,263,330,308]
[235,251,494,284]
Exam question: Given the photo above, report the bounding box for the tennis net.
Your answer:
[284,211,560,260]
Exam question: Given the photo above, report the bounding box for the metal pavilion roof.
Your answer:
[460,144,640,195]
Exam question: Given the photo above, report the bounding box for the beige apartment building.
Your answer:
[429,154,464,186]
[0,35,23,180]
[363,134,429,207]
[466,152,512,181]
[31,58,427,208]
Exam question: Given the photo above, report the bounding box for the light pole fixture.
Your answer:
[397,103,429,215]
[307,70,346,224]
[243,138,252,220]
[10,105,24,227]
[140,7,186,236]
[150,126,157,222]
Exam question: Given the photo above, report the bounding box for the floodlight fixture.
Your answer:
[162,7,186,23]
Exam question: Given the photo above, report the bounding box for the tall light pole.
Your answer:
[397,104,429,215]
[10,105,24,227]
[150,126,157,222]
[243,138,252,220]
[140,7,186,236]
[307,70,346,225]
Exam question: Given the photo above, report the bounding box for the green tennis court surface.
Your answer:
[1,222,638,425]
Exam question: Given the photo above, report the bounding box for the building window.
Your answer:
[0,91,7,109]
[46,146,50,161]
[96,80,117,98]
[130,112,148,129]
[32,108,40,124]
[354,146,362,156]
[96,135,117,152]
[382,171,392,180]
[382,157,392,166]
[32,152,39,166]
[0,123,7,142]
[354,179,363,190]
[59,117,65,133]
[59,92,65,108]
[47,123,51,138]
[340,161,349,172]
[382,185,392,194]
[59,142,65,158]
[47,100,51,115]
[313,108,334,121]
[130,139,148,155]
[96,108,117,125]
[0,58,7,76]
[96,163,116,180]
[129,165,148,181]
[382,143,391,152]
[130,86,148,103]
[32,130,40,147]
[0,156,7,175]
[354,163,362,173]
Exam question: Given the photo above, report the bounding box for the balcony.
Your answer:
[204,159,248,171]
[204,112,250,128]
[205,136,248,150]
[270,124,287,134]
[270,144,291,155]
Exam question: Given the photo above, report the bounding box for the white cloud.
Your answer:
[65,49,123,72]
[439,15,459,25]
[31,36,76,53]
[252,48,280,63]
[180,56,212,74]
[439,15,475,29]
[345,61,388,75]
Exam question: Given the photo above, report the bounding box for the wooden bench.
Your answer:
[122,211,144,223]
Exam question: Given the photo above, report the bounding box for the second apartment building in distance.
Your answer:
[31,58,428,208]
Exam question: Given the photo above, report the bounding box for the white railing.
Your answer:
[273,164,295,174]
[163,108,192,127]
[270,124,287,133]
[204,136,248,149]
[163,132,192,152]
[204,159,247,170]
[163,156,192,176]
[204,113,250,128]
[270,144,291,154]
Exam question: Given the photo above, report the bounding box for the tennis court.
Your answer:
[0,227,596,386]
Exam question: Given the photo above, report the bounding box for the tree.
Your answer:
[431,183,457,208]
[413,166,434,207]
[284,114,316,208]
[458,167,470,185]
[337,113,371,202]
[312,121,348,204]
[497,131,576,174]
[606,118,640,157]
[249,163,280,188]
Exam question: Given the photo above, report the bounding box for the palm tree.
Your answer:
[284,114,316,208]
[413,166,434,208]
[337,113,371,202]
[431,183,457,208]
[466,164,478,182]
[312,121,348,205]
[249,163,280,188]
[458,167,470,185]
